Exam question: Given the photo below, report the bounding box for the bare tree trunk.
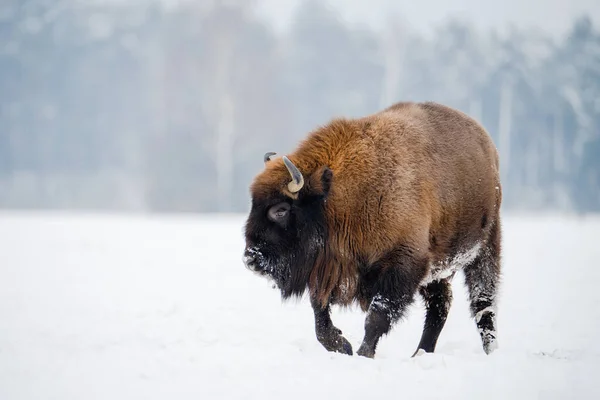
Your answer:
[552,105,570,208]
[553,105,565,174]
[498,80,512,181]
[469,98,482,123]
[379,15,405,108]
[528,130,539,191]
[216,95,235,212]
[214,33,235,212]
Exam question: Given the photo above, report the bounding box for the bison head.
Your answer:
[243,152,333,299]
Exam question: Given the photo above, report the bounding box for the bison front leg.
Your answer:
[311,298,353,355]
[357,249,427,358]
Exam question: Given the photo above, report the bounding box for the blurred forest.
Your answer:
[0,0,599,213]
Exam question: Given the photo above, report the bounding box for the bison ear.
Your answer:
[320,167,333,197]
[302,166,333,202]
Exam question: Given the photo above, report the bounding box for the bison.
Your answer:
[243,101,502,358]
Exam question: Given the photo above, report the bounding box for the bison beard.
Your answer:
[243,101,502,358]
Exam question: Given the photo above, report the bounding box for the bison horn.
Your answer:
[282,156,304,193]
[264,152,277,163]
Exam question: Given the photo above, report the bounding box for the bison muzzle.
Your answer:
[243,101,502,358]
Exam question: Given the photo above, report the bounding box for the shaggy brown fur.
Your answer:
[245,101,502,357]
[250,102,500,304]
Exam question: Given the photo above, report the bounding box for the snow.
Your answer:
[1,211,599,399]
[421,241,482,285]
[475,306,496,323]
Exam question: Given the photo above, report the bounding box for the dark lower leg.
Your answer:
[412,278,453,356]
[311,298,352,355]
[356,247,427,358]
[465,223,501,355]
[465,268,499,354]
[475,306,497,354]
[357,294,404,358]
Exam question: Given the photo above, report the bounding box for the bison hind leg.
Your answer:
[464,221,501,355]
[412,276,454,357]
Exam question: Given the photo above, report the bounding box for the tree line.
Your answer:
[0,0,598,213]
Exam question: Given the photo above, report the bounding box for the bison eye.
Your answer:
[268,202,291,223]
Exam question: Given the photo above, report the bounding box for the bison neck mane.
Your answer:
[279,220,358,309]
[254,120,367,308]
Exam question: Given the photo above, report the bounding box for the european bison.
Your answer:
[243,101,502,358]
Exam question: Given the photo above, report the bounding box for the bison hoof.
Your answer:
[482,335,498,355]
[318,331,353,355]
[357,344,375,359]
[329,336,353,356]
[339,337,353,355]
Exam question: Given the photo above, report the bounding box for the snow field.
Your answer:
[0,212,599,399]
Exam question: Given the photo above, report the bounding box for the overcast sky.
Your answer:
[256,0,600,38]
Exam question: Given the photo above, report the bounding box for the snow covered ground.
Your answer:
[0,211,599,399]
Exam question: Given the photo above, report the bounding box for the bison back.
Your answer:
[345,101,501,261]
[388,102,501,259]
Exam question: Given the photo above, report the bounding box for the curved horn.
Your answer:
[264,152,277,163]
[282,156,304,193]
